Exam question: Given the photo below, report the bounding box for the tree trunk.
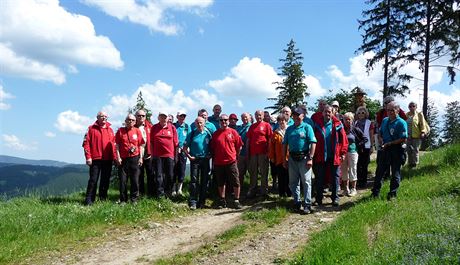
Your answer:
[382,0,391,100]
[423,0,431,118]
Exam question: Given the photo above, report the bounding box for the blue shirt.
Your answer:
[236,122,251,156]
[283,122,317,152]
[207,115,220,129]
[325,120,333,159]
[174,122,191,148]
[303,117,315,128]
[380,116,407,144]
[191,121,217,135]
[185,130,212,158]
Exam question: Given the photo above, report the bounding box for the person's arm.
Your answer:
[283,144,289,169]
[306,143,316,169]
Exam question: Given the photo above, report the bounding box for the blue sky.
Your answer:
[1,0,458,164]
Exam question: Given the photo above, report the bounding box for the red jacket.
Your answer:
[83,121,116,161]
[150,122,178,158]
[312,115,348,165]
[135,119,153,156]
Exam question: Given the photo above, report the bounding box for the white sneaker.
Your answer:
[171,183,177,196]
[177,183,183,195]
[342,189,350,197]
[349,188,357,197]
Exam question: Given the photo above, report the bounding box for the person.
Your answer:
[208,104,222,129]
[236,112,251,186]
[268,114,291,197]
[246,110,273,198]
[274,106,294,130]
[264,110,278,191]
[150,111,178,198]
[167,114,174,124]
[183,117,212,209]
[172,111,191,196]
[283,107,317,214]
[340,112,365,197]
[299,104,314,127]
[406,102,429,168]
[134,109,153,197]
[82,111,117,205]
[115,114,145,203]
[210,114,244,209]
[311,99,327,123]
[351,86,367,113]
[354,106,374,188]
[312,105,348,207]
[191,109,217,135]
[263,111,276,130]
[331,100,344,122]
[229,113,239,129]
[372,101,408,200]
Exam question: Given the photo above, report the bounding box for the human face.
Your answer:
[177,114,186,123]
[254,111,263,122]
[318,101,326,112]
[408,104,417,112]
[344,117,352,128]
[96,112,108,125]
[229,117,238,126]
[263,112,271,122]
[386,103,397,120]
[241,113,249,124]
[292,112,304,125]
[125,115,136,128]
[195,118,205,131]
[323,107,332,121]
[278,118,287,129]
[136,111,146,125]
[213,105,222,116]
[200,111,208,120]
[282,108,291,117]
[219,116,229,128]
[357,110,366,120]
[158,114,168,125]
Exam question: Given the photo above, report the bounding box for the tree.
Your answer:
[405,0,460,117]
[266,39,308,113]
[442,100,460,144]
[313,88,381,120]
[357,0,413,99]
[129,91,153,121]
[421,100,441,150]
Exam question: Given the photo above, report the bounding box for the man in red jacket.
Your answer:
[312,105,348,207]
[82,111,116,206]
[135,109,153,197]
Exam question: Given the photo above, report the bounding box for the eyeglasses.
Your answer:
[136,114,145,117]
[98,115,108,118]
[220,119,229,122]
[127,119,135,122]
[358,112,365,114]
[409,105,416,108]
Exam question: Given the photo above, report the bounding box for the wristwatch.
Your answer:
[306,154,312,161]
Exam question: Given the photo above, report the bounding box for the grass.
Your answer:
[289,144,460,265]
[0,190,189,265]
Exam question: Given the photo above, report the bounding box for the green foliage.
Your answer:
[289,144,460,265]
[266,39,308,114]
[421,100,441,150]
[242,207,287,227]
[443,101,460,144]
[129,91,153,121]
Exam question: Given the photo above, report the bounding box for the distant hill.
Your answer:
[0,155,72,167]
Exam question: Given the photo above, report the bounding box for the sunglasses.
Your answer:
[358,112,365,114]
[136,114,145,117]
[409,105,416,108]
[220,119,229,122]
[127,119,136,122]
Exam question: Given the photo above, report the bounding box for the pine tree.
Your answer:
[129,91,152,121]
[266,39,308,113]
[443,100,460,144]
[357,0,413,99]
[421,100,440,150]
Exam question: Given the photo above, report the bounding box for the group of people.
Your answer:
[82,94,429,214]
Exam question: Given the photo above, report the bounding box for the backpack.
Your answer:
[418,112,430,136]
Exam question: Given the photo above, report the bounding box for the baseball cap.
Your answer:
[158,111,168,116]
[177,111,186,116]
[331,100,340,107]
[292,107,306,115]
[229,113,238,120]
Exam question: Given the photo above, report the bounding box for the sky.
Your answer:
[0,0,459,164]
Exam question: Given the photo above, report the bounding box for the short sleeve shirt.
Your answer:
[174,122,191,148]
[380,116,407,144]
[115,127,145,159]
[185,130,211,158]
[236,123,251,156]
[247,121,273,155]
[283,122,317,153]
[211,128,243,165]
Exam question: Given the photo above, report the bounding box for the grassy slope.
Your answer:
[289,144,460,265]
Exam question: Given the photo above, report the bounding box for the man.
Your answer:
[331,100,344,123]
[150,111,178,197]
[134,109,153,197]
[274,106,294,130]
[210,114,243,209]
[191,109,217,135]
[312,105,348,207]
[299,104,315,127]
[82,111,116,205]
[173,111,191,196]
[229,113,238,129]
[311,99,327,122]
[283,107,317,214]
[352,86,367,113]
[263,111,276,130]
[246,110,273,198]
[236,112,251,186]
[208,104,222,129]
[183,117,212,209]
[372,101,407,200]
[115,114,145,203]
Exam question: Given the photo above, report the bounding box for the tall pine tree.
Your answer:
[266,39,308,113]
[129,91,152,121]
[442,100,460,144]
[421,100,440,150]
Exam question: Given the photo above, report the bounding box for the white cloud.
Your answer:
[208,57,281,98]
[304,75,327,97]
[235,99,244,108]
[0,0,123,84]
[2,134,36,151]
[54,110,92,134]
[84,0,213,35]
[0,85,15,110]
[44,131,56,138]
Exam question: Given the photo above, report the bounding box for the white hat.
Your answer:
[158,111,168,116]
[331,100,340,107]
[177,111,186,116]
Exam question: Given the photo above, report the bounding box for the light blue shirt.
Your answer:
[174,122,191,148]
[380,116,407,144]
[185,130,212,158]
[283,122,317,152]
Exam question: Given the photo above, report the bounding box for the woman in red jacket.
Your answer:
[312,105,348,207]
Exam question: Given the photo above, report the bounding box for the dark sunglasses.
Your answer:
[220,119,229,122]
[136,115,145,117]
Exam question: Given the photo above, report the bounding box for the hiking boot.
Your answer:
[387,192,396,201]
[177,183,183,196]
[332,200,339,207]
[233,200,242,209]
[312,200,323,207]
[217,198,227,209]
[301,206,312,215]
[189,204,197,210]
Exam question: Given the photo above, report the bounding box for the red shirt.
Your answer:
[211,128,243,165]
[115,127,145,159]
[150,122,178,158]
[135,119,153,156]
[246,121,273,155]
[83,121,116,161]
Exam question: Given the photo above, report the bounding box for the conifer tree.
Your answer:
[421,100,440,150]
[266,39,308,113]
[129,91,152,121]
[442,100,460,144]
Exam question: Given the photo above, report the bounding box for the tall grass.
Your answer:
[0,191,188,264]
[289,144,460,265]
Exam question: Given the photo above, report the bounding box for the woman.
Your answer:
[406,102,429,168]
[354,106,374,188]
[341,112,365,197]
[268,114,291,197]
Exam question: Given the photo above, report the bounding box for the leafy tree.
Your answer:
[442,100,460,144]
[313,88,381,120]
[421,100,440,150]
[357,0,413,99]
[129,91,152,121]
[266,39,308,113]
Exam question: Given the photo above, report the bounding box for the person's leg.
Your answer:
[288,158,301,209]
[164,157,175,196]
[152,157,164,198]
[372,149,390,196]
[119,159,129,202]
[128,156,140,202]
[176,153,187,194]
[260,154,269,195]
[247,155,258,196]
[313,163,325,204]
[144,157,155,197]
[340,154,350,196]
[330,161,340,205]
[138,162,146,196]
[98,160,113,201]
[85,160,101,205]
[349,152,359,196]
[198,158,210,207]
[189,160,199,207]
[300,160,313,210]
[388,147,402,197]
